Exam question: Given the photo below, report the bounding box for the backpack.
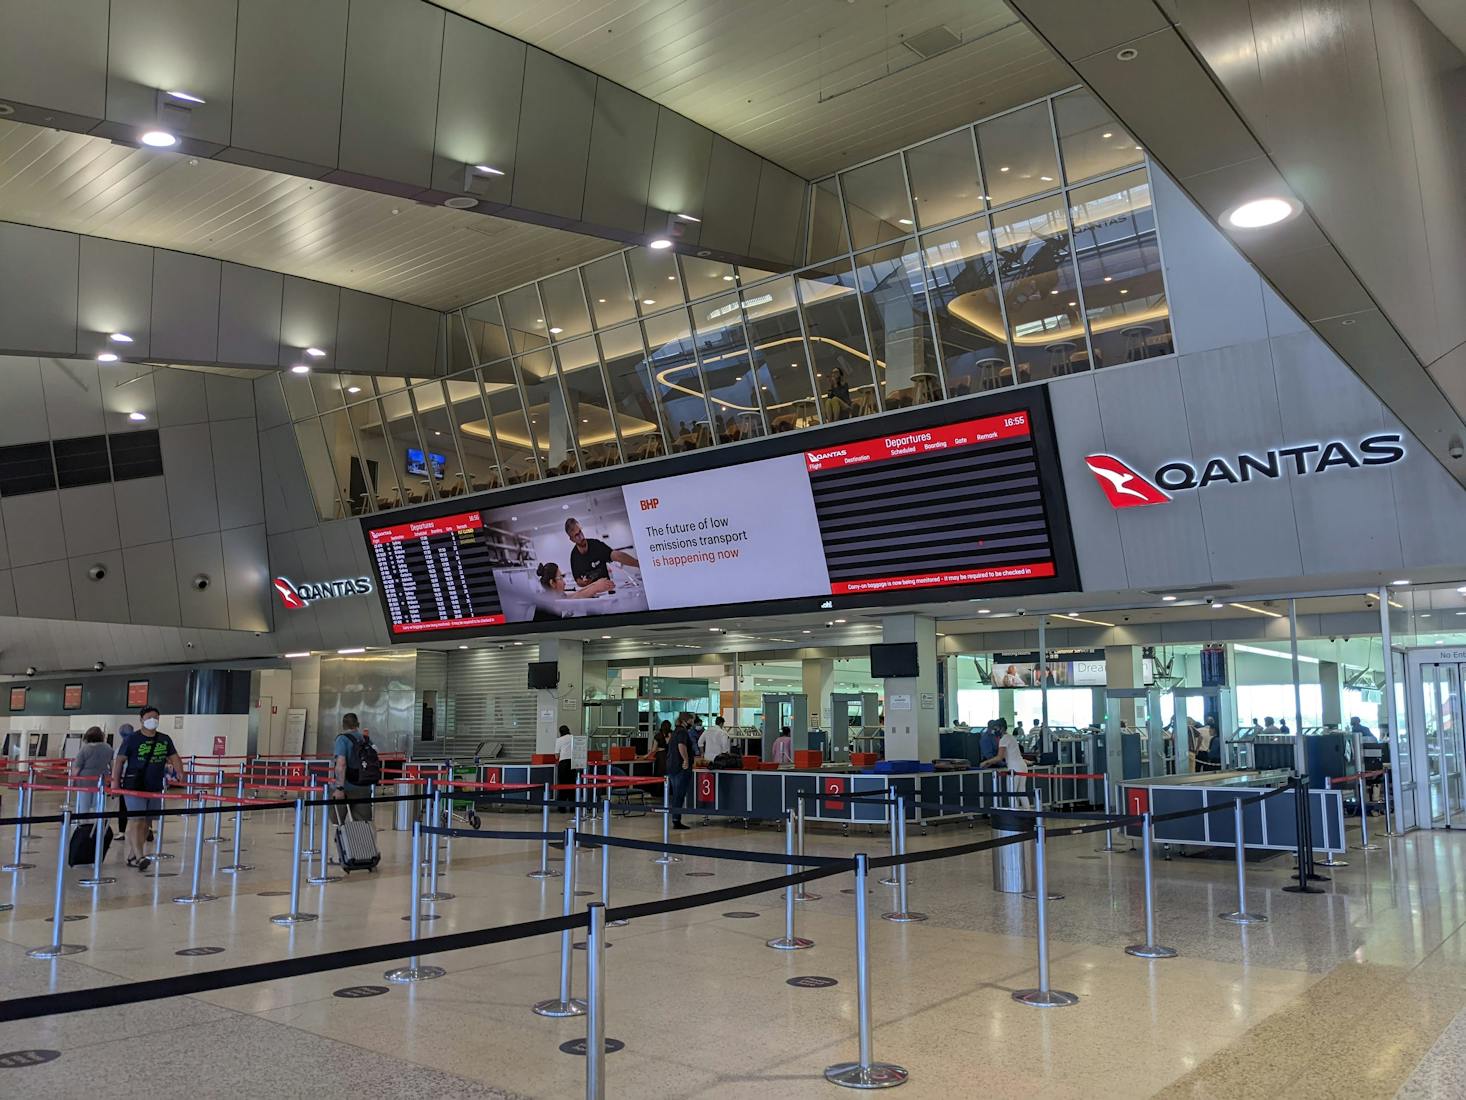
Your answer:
[345,732,383,785]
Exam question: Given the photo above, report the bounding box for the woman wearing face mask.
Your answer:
[109,706,185,871]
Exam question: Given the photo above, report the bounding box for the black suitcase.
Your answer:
[69,823,113,867]
[335,819,380,872]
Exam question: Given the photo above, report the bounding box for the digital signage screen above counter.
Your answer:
[361,392,1078,640]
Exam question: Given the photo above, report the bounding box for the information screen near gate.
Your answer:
[361,393,1077,640]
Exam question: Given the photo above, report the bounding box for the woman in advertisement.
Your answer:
[531,562,614,621]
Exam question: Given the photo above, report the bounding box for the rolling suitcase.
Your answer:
[335,818,380,872]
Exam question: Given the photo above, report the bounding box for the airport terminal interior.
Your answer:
[3,1,1466,1097]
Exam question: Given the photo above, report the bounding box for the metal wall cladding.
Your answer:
[317,651,418,756]
[444,647,542,759]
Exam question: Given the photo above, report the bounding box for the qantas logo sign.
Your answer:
[273,576,373,610]
[1085,433,1406,509]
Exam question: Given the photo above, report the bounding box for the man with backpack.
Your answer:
[332,713,381,824]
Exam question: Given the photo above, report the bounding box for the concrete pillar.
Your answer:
[880,614,939,760]
[802,658,835,727]
[1319,661,1344,728]
[1105,646,1143,725]
[534,638,584,753]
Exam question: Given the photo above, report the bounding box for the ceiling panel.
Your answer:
[441,0,1071,178]
[0,119,618,311]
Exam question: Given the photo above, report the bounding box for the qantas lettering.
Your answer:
[273,576,373,609]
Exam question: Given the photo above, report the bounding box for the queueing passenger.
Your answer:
[109,706,184,872]
[331,712,375,825]
[666,717,694,829]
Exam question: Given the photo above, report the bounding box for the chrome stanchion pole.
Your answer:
[825,852,907,1088]
[528,782,560,879]
[1353,774,1381,851]
[767,809,814,950]
[652,781,680,865]
[79,781,115,887]
[534,826,587,1017]
[585,901,607,1100]
[1012,813,1078,1007]
[1220,796,1267,924]
[173,793,218,904]
[883,795,927,923]
[385,822,446,983]
[794,796,819,901]
[1124,812,1176,958]
[600,799,628,928]
[268,797,317,925]
[1021,790,1062,901]
[4,784,36,870]
[27,809,85,958]
[221,774,252,874]
[879,796,899,887]
[204,773,226,842]
[308,792,341,885]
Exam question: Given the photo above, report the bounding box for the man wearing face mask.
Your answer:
[109,706,184,871]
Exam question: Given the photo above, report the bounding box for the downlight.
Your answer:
[1225,197,1296,229]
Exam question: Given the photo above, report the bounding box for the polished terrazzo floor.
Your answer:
[2,793,1465,1099]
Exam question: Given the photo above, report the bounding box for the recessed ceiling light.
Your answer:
[305,347,326,358]
[140,130,177,147]
[643,299,655,306]
[108,332,133,344]
[96,351,119,362]
[128,411,147,422]
[166,90,206,104]
[1225,197,1296,229]
[346,385,362,394]
[473,164,504,176]
[648,238,673,250]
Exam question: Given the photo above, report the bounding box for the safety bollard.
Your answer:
[794,797,820,901]
[600,799,628,928]
[1012,812,1078,1007]
[385,822,446,983]
[533,826,587,1017]
[824,852,908,1088]
[1021,790,1063,901]
[767,809,814,950]
[204,773,227,842]
[27,809,86,958]
[1099,779,1118,853]
[879,797,900,887]
[79,780,115,887]
[584,901,608,1100]
[1124,813,1176,958]
[1353,774,1381,851]
[882,796,927,923]
[269,797,317,925]
[1220,796,1267,924]
[221,773,253,874]
[4,785,36,871]
[173,793,218,904]
[652,782,681,865]
[528,782,560,879]
[308,796,341,886]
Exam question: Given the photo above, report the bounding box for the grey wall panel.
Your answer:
[172,531,229,629]
[337,0,444,190]
[699,137,762,257]
[431,14,526,202]
[218,263,283,366]
[59,482,121,558]
[3,490,66,568]
[644,108,713,236]
[220,522,270,632]
[1047,373,1128,592]
[105,0,237,147]
[204,374,254,422]
[582,80,658,236]
[0,224,79,357]
[1176,344,1303,581]
[122,541,181,626]
[230,0,348,170]
[278,278,341,367]
[386,302,440,375]
[0,0,109,121]
[39,359,104,439]
[78,237,153,357]
[152,367,209,426]
[12,561,75,620]
[68,551,128,623]
[749,163,807,267]
[336,290,392,374]
[253,375,290,431]
[210,417,264,530]
[150,251,221,363]
[160,423,221,538]
[113,477,170,549]
[0,357,49,447]
[511,48,597,221]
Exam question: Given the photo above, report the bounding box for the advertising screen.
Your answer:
[363,393,1076,639]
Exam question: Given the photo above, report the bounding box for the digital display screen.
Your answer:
[63,684,83,710]
[406,448,446,480]
[363,395,1075,639]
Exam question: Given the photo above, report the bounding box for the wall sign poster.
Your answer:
[9,687,26,711]
[62,684,83,710]
[126,680,149,708]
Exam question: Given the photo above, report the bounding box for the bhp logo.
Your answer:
[1083,454,1170,509]
[639,498,660,511]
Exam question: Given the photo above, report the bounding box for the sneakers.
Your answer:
[136,856,152,872]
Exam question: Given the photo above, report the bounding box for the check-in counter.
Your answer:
[1121,769,1345,853]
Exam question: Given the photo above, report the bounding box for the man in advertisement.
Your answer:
[565,517,639,587]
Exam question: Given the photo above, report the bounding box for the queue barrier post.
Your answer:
[269,797,317,925]
[28,808,85,958]
[585,901,607,1100]
[883,795,927,923]
[794,797,819,901]
[221,773,253,875]
[652,782,680,865]
[4,784,36,870]
[600,799,628,928]
[1021,790,1062,901]
[528,782,560,879]
[173,792,218,905]
[533,826,587,1018]
[79,779,115,887]
[767,809,814,951]
[1353,773,1381,852]
[1012,809,1078,1008]
[1124,812,1176,959]
[385,821,446,984]
[1219,796,1267,925]
[824,852,908,1089]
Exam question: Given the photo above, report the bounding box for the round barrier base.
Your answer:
[2,863,37,872]
[532,997,587,1018]
[26,944,86,958]
[1352,843,1382,852]
[173,893,218,905]
[526,868,562,879]
[882,911,929,923]
[269,911,319,925]
[78,876,116,886]
[308,874,343,885]
[220,864,254,874]
[1218,910,1268,924]
[1021,890,1064,901]
[766,936,815,951]
[823,1061,909,1089]
[1012,987,1079,1008]
[385,964,446,984]
[652,855,682,865]
[420,891,454,902]
[1125,943,1178,959]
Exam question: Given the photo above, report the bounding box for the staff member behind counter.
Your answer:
[565,517,639,586]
